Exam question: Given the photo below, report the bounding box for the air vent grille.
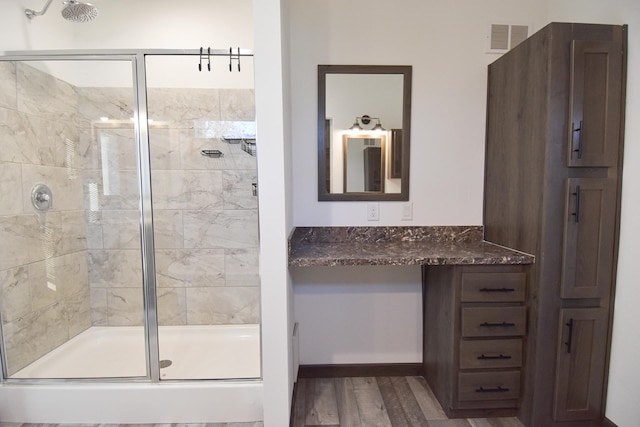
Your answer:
[488,24,530,53]
[510,25,529,48]
[490,24,510,50]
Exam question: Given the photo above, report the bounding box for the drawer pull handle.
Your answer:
[475,386,510,393]
[478,353,512,360]
[480,321,516,328]
[479,287,516,293]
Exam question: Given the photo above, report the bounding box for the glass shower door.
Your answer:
[0,58,148,379]
[144,54,261,380]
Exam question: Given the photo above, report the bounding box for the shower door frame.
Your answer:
[0,49,255,384]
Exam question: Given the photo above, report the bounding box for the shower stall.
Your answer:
[0,50,262,422]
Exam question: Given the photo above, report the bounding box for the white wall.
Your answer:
[253,0,295,425]
[292,266,422,364]
[288,0,547,366]
[289,0,546,226]
[0,1,75,52]
[1,0,254,51]
[543,2,640,426]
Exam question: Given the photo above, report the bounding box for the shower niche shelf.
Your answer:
[201,149,224,158]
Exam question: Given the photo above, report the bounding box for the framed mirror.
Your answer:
[318,65,412,201]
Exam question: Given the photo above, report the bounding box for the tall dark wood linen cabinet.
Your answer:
[483,23,627,427]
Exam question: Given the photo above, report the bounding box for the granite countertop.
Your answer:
[288,226,534,267]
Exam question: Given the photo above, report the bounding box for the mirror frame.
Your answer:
[318,64,412,201]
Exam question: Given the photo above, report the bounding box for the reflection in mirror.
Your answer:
[318,65,411,201]
[342,134,387,193]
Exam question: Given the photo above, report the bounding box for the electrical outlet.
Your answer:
[367,203,380,221]
[401,202,413,220]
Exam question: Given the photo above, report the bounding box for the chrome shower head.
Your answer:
[61,0,98,22]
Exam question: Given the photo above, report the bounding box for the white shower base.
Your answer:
[12,324,261,380]
[0,325,263,423]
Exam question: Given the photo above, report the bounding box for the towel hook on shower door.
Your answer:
[198,47,211,72]
[229,47,241,72]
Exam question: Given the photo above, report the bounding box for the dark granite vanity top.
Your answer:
[288,226,534,267]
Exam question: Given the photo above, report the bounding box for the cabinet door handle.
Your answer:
[480,321,516,327]
[475,386,510,393]
[477,353,512,360]
[479,287,515,293]
[571,185,581,223]
[573,120,583,159]
[564,318,574,353]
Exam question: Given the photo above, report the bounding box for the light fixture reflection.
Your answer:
[372,119,386,131]
[349,120,363,131]
[350,114,385,132]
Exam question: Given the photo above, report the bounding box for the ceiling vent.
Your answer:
[487,24,530,53]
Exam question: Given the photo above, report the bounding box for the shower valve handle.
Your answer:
[31,184,53,211]
[36,192,50,203]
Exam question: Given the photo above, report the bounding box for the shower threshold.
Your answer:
[10,324,260,380]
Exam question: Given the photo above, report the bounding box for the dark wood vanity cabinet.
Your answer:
[423,265,528,418]
[483,23,626,427]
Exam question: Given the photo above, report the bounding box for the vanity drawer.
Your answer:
[461,307,526,337]
[461,272,526,303]
[458,371,520,402]
[459,339,523,369]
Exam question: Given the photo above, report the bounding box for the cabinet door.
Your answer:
[568,40,623,167]
[553,308,608,422]
[561,178,616,299]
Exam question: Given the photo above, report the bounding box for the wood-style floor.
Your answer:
[0,421,264,427]
[0,424,263,427]
[291,376,524,427]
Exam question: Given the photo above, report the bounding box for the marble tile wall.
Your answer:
[81,86,260,327]
[0,62,91,375]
